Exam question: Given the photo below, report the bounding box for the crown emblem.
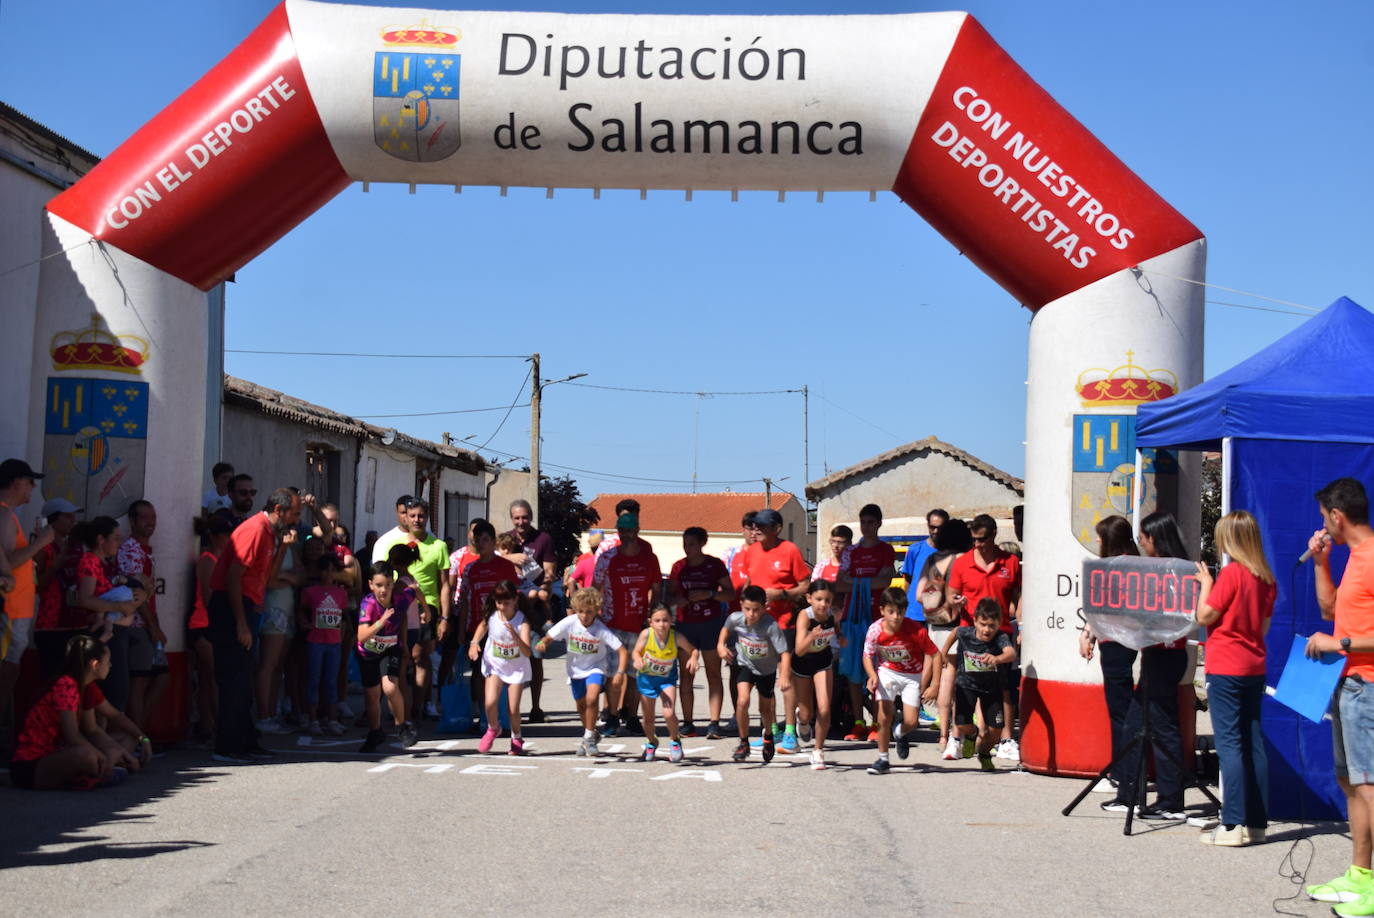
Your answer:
[50,314,148,375]
[381,20,460,48]
[1076,351,1177,408]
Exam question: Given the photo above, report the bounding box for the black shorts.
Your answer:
[358,648,405,688]
[791,647,833,679]
[732,667,777,697]
[407,624,435,645]
[188,627,211,646]
[954,683,1004,728]
[9,757,38,789]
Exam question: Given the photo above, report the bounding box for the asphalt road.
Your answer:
[0,660,1356,917]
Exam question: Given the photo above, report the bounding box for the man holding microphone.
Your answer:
[1305,478,1374,914]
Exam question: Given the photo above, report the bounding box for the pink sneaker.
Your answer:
[478,727,498,754]
[509,736,525,756]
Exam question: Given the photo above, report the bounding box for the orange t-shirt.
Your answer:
[1335,539,1374,681]
[744,539,811,628]
[2,505,34,620]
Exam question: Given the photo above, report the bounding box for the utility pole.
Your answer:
[529,352,540,527]
[802,385,809,497]
[763,477,773,507]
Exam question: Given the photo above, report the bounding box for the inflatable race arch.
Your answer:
[35,1,1205,774]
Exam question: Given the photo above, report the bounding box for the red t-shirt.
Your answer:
[35,542,69,630]
[671,555,729,624]
[1202,562,1275,677]
[604,548,662,632]
[210,512,278,606]
[843,540,897,622]
[864,618,939,675]
[569,552,595,589]
[726,545,751,613]
[13,675,104,763]
[948,549,1022,633]
[461,556,520,636]
[744,540,811,629]
[301,584,348,644]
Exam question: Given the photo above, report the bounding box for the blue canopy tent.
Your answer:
[1136,296,1374,820]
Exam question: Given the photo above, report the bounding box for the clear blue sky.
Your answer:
[4,0,1371,508]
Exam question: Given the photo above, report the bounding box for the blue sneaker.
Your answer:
[917,706,938,727]
[779,732,800,754]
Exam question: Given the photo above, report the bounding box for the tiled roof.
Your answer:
[805,436,1024,499]
[588,492,798,534]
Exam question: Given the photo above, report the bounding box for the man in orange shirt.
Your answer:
[1306,478,1374,911]
[0,459,55,752]
[207,487,301,763]
[743,508,810,751]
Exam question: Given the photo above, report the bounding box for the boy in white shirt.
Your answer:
[536,588,628,756]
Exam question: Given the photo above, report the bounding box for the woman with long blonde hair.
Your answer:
[1194,510,1275,846]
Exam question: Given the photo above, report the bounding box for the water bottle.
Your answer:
[151,641,167,669]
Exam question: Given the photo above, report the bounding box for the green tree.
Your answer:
[539,475,600,574]
[1200,453,1221,566]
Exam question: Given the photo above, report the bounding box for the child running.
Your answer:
[469,580,532,755]
[862,587,941,775]
[298,554,347,736]
[794,579,844,770]
[356,561,418,753]
[535,587,627,756]
[718,585,792,763]
[942,598,1017,771]
[632,602,701,763]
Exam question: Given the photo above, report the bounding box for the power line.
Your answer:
[354,403,530,419]
[226,349,527,358]
[564,381,803,396]
[813,392,904,442]
[477,444,760,486]
[473,366,533,452]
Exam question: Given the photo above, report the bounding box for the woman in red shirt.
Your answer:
[11,634,147,789]
[1194,510,1275,846]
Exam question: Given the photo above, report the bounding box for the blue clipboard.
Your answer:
[1273,633,1345,723]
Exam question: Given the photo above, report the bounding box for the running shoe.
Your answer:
[978,753,996,772]
[1136,804,1187,821]
[1309,866,1374,903]
[996,738,1021,762]
[917,705,938,727]
[895,731,911,761]
[306,720,323,737]
[624,716,643,735]
[399,722,419,748]
[360,729,386,753]
[1198,825,1244,847]
[941,736,960,760]
[255,717,292,736]
[1335,889,1374,918]
[680,721,697,738]
[843,722,867,741]
[576,739,590,757]
[960,736,976,759]
[599,714,620,737]
[1090,777,1117,794]
[867,757,891,776]
[423,702,440,720]
[585,737,601,757]
[324,720,346,737]
[669,740,684,763]
[527,708,548,723]
[1099,799,1132,814]
[509,736,526,756]
[732,740,750,762]
[809,750,826,771]
[477,727,498,754]
[762,734,776,764]
[705,721,722,740]
[642,743,657,762]
[244,745,277,760]
[336,702,356,721]
[798,723,813,743]
[211,751,253,764]
[779,732,800,754]
[867,725,881,742]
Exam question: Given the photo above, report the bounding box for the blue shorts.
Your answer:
[1334,676,1374,785]
[677,619,724,654]
[570,672,606,700]
[637,670,678,699]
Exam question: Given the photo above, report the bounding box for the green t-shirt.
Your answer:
[409,535,449,608]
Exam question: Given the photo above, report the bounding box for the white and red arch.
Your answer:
[37,1,1206,773]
